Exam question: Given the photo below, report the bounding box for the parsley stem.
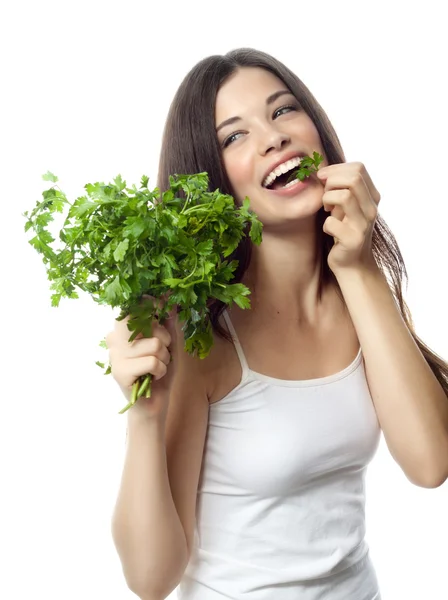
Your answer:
[180,192,193,215]
[118,380,140,414]
[118,400,132,414]
[118,374,152,413]
[182,205,209,216]
[182,253,198,282]
[181,277,205,288]
[136,374,151,397]
[131,380,139,403]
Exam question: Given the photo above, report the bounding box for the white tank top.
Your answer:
[177,309,382,600]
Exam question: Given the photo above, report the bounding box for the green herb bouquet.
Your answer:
[23,171,263,413]
[23,152,322,414]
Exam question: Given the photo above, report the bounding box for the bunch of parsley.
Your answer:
[23,172,262,413]
[23,152,322,414]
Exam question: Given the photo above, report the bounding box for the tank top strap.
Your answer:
[222,309,250,376]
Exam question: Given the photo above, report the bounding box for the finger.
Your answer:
[125,336,171,365]
[119,355,168,385]
[353,162,381,206]
[324,216,362,249]
[151,320,173,348]
[110,319,172,356]
[320,164,380,215]
[131,355,168,382]
[328,180,375,226]
[323,189,367,232]
[112,312,135,340]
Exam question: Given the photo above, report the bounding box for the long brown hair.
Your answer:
[157,48,448,394]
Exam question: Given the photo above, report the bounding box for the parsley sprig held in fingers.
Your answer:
[287,151,324,183]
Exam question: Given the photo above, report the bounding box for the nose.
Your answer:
[258,127,291,156]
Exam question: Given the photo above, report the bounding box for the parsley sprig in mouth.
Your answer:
[286,151,324,184]
[23,171,263,414]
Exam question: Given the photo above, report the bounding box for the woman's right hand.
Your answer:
[105,297,179,423]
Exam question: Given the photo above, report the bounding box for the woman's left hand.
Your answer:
[317,162,381,275]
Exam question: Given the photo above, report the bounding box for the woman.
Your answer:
[109,48,448,600]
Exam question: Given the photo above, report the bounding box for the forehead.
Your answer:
[215,67,286,121]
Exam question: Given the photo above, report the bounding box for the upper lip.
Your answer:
[261,151,308,187]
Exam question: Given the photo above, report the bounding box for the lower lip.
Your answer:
[265,177,312,197]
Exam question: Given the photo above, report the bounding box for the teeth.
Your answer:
[263,156,303,188]
[282,178,300,189]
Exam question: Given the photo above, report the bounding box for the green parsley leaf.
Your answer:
[286,151,324,184]
[42,171,58,183]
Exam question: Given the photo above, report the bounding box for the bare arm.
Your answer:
[111,410,189,600]
[336,263,448,487]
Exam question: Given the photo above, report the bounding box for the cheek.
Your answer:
[224,153,254,196]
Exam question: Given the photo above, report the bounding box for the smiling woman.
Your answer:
[157,50,446,389]
[109,47,448,600]
[214,70,325,220]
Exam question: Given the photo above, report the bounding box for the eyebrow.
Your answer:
[215,90,293,134]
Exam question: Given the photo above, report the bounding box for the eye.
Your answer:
[222,131,244,148]
[273,104,298,118]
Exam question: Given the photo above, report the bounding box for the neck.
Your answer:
[240,227,339,326]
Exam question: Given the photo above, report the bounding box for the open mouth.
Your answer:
[264,166,301,190]
[262,154,307,190]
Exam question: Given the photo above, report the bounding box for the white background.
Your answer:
[1,1,447,599]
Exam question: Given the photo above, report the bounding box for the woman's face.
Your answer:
[215,67,327,229]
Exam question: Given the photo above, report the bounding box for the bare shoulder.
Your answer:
[182,310,237,405]
[170,311,231,402]
[202,309,247,405]
[169,308,240,406]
